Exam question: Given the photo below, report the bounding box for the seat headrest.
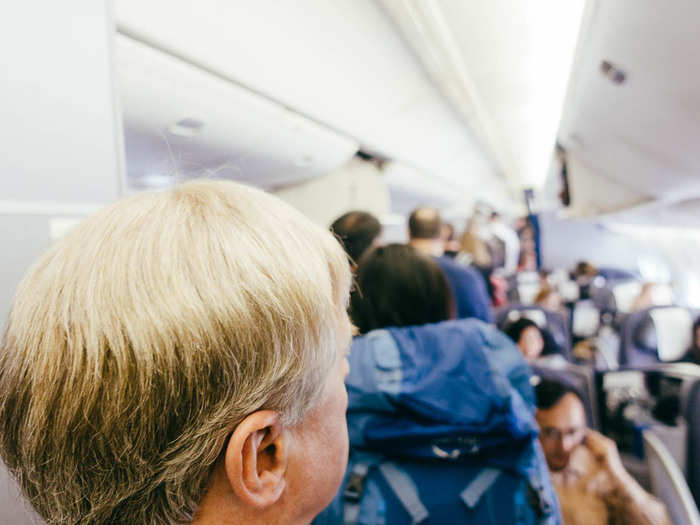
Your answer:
[634,313,658,353]
[612,281,643,313]
[649,307,693,362]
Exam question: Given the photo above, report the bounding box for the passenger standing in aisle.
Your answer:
[408,207,493,322]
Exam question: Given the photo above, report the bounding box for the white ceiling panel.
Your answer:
[116,34,359,189]
[113,0,502,202]
[559,0,700,204]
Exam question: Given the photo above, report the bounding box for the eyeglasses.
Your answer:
[540,426,585,443]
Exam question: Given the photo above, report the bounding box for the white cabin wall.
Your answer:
[539,211,647,274]
[273,157,390,227]
[0,4,125,521]
[0,1,125,325]
[538,154,666,278]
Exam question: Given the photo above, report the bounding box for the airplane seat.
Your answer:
[514,271,541,305]
[684,379,700,509]
[530,362,599,429]
[570,299,602,339]
[619,306,697,366]
[643,429,700,525]
[590,278,643,317]
[496,304,572,360]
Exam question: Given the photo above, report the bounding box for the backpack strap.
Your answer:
[460,468,502,509]
[378,462,429,524]
[526,479,557,522]
[343,461,371,525]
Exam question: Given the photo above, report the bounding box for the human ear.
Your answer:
[224,410,288,509]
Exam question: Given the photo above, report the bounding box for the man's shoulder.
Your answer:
[434,255,479,278]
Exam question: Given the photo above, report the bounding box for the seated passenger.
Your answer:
[535,379,670,525]
[0,180,353,525]
[408,207,493,322]
[572,261,639,301]
[505,317,545,360]
[536,283,564,312]
[330,210,382,267]
[630,282,674,312]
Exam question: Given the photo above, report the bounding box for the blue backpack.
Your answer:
[314,319,560,525]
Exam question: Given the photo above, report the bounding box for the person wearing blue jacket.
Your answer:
[316,244,560,524]
[408,207,493,323]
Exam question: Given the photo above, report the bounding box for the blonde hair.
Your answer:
[459,219,491,268]
[0,179,351,524]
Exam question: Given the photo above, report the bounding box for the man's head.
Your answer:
[573,261,598,285]
[0,180,353,525]
[408,207,442,241]
[330,210,382,264]
[535,379,587,471]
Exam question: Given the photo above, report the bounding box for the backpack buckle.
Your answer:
[526,482,553,517]
[343,463,370,503]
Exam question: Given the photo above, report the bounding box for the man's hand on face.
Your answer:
[583,429,630,484]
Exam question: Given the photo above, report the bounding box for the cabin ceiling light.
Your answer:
[168,117,205,137]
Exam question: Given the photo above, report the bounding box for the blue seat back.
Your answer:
[619,306,698,366]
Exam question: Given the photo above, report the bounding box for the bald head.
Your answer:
[408,208,442,240]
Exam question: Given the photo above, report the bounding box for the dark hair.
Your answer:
[693,317,700,342]
[408,208,442,240]
[330,211,381,263]
[535,378,582,410]
[350,244,454,333]
[573,261,597,278]
[504,317,541,344]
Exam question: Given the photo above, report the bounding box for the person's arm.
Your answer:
[464,267,493,323]
[584,430,671,525]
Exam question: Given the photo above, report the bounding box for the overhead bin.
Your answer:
[113,0,505,207]
[114,34,359,190]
